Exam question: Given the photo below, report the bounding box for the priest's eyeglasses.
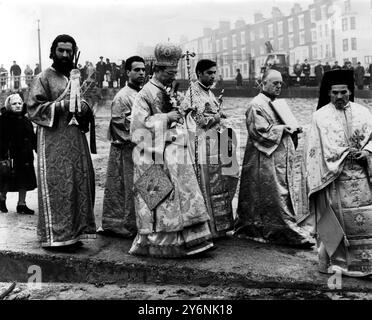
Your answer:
[272,81,282,86]
[164,70,178,76]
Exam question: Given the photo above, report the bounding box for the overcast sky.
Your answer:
[0,0,313,71]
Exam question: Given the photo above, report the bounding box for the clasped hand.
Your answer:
[284,125,303,134]
[167,110,182,123]
[349,147,370,160]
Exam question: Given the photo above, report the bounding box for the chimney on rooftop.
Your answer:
[235,19,246,29]
[219,21,231,33]
[272,7,283,18]
[203,27,213,37]
[254,12,265,23]
[291,3,302,15]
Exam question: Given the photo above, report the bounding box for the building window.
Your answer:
[352,57,357,65]
[342,18,348,31]
[259,26,264,38]
[241,31,245,45]
[299,31,305,45]
[326,44,330,57]
[311,29,317,42]
[288,18,293,33]
[233,49,237,62]
[251,48,255,57]
[289,34,294,48]
[350,17,356,30]
[223,37,227,50]
[277,21,283,36]
[351,37,357,50]
[278,37,284,50]
[312,46,317,59]
[223,55,228,65]
[343,39,349,51]
[320,44,323,57]
[325,23,329,37]
[216,40,220,51]
[310,9,316,22]
[241,47,246,60]
[268,24,274,38]
[260,45,265,55]
[250,30,255,41]
[344,0,351,12]
[318,25,322,38]
[321,5,327,19]
[232,34,237,47]
[299,14,304,29]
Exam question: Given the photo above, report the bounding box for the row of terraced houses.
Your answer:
[177,0,372,80]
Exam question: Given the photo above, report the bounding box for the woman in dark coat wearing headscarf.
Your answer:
[0,93,37,214]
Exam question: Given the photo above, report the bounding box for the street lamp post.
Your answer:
[37,19,42,72]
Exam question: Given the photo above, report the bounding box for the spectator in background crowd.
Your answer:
[331,61,341,70]
[354,61,365,90]
[111,62,119,88]
[216,74,224,89]
[323,61,331,73]
[119,60,127,88]
[86,62,95,84]
[105,58,112,88]
[24,64,33,87]
[368,62,372,90]
[343,60,354,72]
[10,61,21,90]
[235,68,243,87]
[34,63,41,75]
[293,60,302,86]
[96,56,106,88]
[0,65,8,90]
[302,59,311,86]
[314,60,324,87]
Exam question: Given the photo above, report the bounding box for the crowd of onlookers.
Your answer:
[292,59,372,88]
[0,56,156,92]
[0,61,41,91]
[2,57,372,91]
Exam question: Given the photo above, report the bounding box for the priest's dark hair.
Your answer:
[125,56,145,72]
[49,34,77,59]
[195,59,217,75]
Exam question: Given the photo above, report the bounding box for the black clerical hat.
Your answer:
[317,69,355,109]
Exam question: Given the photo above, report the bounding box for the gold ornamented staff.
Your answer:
[181,50,196,109]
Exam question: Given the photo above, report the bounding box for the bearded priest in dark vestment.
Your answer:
[27,34,96,249]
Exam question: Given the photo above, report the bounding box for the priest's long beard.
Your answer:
[52,57,74,78]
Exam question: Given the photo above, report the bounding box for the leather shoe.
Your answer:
[16,205,34,215]
[0,200,8,213]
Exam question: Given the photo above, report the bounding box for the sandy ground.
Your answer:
[2,97,372,300]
